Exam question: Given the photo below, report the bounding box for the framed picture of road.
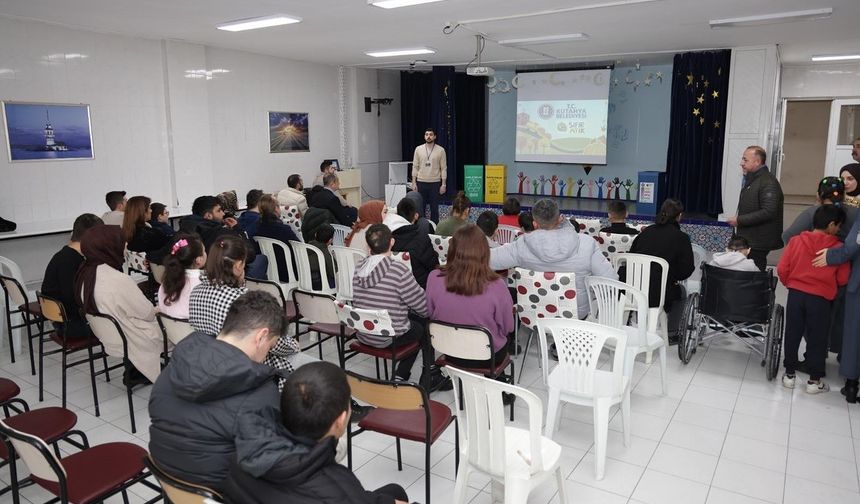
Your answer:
[268,111,309,153]
[2,102,94,162]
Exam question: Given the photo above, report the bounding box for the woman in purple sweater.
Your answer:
[426,224,514,367]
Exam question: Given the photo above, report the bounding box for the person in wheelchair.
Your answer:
[709,235,759,272]
[777,205,850,394]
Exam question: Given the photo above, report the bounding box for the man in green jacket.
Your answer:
[726,146,784,270]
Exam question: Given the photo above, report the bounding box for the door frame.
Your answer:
[825,98,860,176]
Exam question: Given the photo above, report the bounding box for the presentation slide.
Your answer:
[515,69,611,165]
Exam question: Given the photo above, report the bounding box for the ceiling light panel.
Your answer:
[811,54,860,62]
[368,0,445,9]
[365,48,435,57]
[498,33,589,46]
[709,8,832,29]
[217,14,302,32]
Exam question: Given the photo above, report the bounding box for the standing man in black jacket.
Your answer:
[726,146,784,270]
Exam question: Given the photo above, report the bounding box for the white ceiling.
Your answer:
[0,0,858,68]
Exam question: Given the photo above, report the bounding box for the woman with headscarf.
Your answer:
[75,224,163,385]
[345,200,387,255]
[840,163,860,208]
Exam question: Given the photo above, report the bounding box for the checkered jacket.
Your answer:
[188,274,300,389]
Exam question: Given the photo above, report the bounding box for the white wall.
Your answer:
[781,62,860,99]
[0,17,396,284]
[347,68,401,200]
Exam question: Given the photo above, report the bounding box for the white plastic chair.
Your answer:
[612,253,669,340]
[586,277,667,395]
[254,236,299,298]
[331,224,351,247]
[428,234,451,265]
[390,251,413,272]
[495,225,520,245]
[596,231,635,261]
[330,246,367,301]
[536,318,630,480]
[444,367,567,504]
[513,268,577,383]
[0,255,28,355]
[289,241,336,294]
[578,218,602,236]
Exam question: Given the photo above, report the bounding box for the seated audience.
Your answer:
[708,235,759,272]
[124,195,170,257]
[476,210,501,248]
[301,206,334,243]
[101,190,126,226]
[404,191,434,234]
[627,198,695,342]
[600,201,640,235]
[237,189,264,239]
[308,223,336,290]
[352,224,438,388]
[345,200,386,255]
[383,197,439,288]
[434,191,471,237]
[75,224,162,384]
[224,362,410,504]
[255,194,299,281]
[149,291,305,492]
[41,213,103,339]
[783,176,857,243]
[312,160,337,188]
[499,197,521,227]
[778,205,849,394]
[179,195,267,279]
[277,174,309,217]
[490,198,617,320]
[149,202,175,238]
[157,233,206,319]
[518,212,535,233]
[427,225,514,371]
[188,235,302,382]
[307,173,357,226]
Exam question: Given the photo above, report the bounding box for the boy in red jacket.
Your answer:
[777,205,850,394]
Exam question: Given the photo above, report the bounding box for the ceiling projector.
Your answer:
[466,66,495,76]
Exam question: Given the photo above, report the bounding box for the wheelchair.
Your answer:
[678,264,785,380]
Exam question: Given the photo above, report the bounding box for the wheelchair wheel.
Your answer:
[765,305,784,381]
[678,293,699,364]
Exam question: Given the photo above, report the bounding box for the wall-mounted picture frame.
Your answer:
[269,111,309,153]
[2,102,94,162]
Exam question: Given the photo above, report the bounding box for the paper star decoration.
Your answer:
[692,108,701,116]
[703,80,710,88]
[686,73,694,86]
[699,117,705,125]
[655,71,663,83]
[712,90,719,99]
[697,94,705,104]
[713,120,721,128]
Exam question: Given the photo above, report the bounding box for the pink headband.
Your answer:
[170,239,188,255]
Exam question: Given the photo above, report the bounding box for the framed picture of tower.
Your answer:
[2,102,94,162]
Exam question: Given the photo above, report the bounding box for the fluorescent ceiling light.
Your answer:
[365,47,435,57]
[812,54,860,62]
[498,33,589,46]
[217,14,301,32]
[709,8,832,28]
[368,0,445,9]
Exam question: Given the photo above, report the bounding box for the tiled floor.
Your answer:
[0,292,858,504]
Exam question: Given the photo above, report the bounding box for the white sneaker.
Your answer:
[806,381,830,394]
[782,374,796,389]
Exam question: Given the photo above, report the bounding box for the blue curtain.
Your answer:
[400,67,486,196]
[665,50,731,215]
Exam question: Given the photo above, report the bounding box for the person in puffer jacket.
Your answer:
[148,291,306,492]
[708,235,759,272]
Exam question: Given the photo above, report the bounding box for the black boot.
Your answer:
[841,379,858,404]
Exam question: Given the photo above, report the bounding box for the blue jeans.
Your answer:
[417,181,441,223]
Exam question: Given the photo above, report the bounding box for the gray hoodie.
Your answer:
[708,251,759,272]
[490,220,618,318]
